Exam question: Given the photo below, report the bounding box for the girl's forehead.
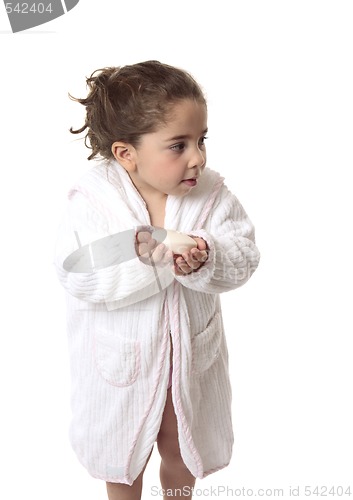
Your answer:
[167,98,207,116]
[161,99,208,132]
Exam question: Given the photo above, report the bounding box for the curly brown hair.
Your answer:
[69,60,206,161]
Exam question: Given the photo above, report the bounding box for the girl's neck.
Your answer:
[144,195,167,228]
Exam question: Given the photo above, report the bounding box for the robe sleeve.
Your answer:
[54,191,173,308]
[174,185,260,293]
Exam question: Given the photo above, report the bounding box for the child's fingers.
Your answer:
[174,248,208,275]
[181,254,200,270]
[191,248,209,262]
[162,249,174,266]
[138,242,168,267]
[174,257,191,274]
[138,238,156,256]
[191,237,207,251]
[182,249,208,268]
[136,231,153,244]
[150,243,167,263]
[136,230,158,257]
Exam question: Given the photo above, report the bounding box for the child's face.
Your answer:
[128,99,207,199]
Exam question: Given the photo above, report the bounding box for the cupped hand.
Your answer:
[136,231,173,266]
[173,237,209,275]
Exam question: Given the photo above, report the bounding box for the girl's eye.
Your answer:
[170,136,207,152]
[170,143,185,152]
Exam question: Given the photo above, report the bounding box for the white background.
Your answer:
[1,1,352,498]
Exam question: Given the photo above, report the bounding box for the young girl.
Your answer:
[55,60,260,500]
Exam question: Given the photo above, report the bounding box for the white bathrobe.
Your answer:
[54,159,260,485]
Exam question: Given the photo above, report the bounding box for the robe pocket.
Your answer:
[94,330,140,387]
[192,312,222,374]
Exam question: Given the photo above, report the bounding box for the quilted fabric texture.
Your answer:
[54,159,260,484]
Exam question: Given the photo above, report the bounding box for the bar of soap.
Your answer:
[152,229,197,254]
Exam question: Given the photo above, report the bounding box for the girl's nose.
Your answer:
[189,147,206,169]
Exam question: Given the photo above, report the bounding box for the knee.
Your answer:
[158,440,186,470]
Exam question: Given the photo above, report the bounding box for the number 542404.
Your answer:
[5,3,53,14]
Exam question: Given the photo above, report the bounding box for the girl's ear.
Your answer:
[111,142,137,172]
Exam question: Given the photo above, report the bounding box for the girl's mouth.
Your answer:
[182,178,197,187]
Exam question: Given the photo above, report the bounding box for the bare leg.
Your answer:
[157,388,196,498]
[106,449,152,500]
